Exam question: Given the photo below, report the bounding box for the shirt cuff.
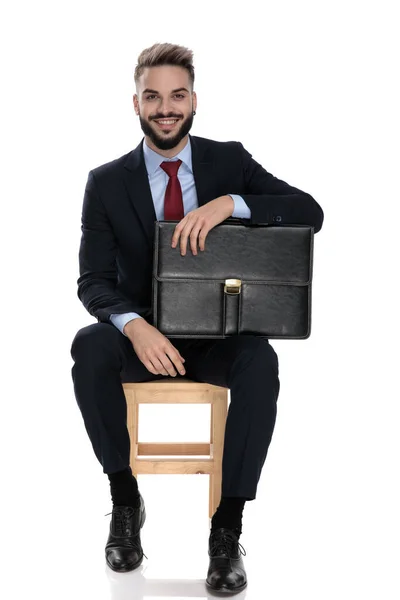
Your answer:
[109,312,143,336]
[228,194,252,219]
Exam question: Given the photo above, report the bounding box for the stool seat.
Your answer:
[123,378,228,519]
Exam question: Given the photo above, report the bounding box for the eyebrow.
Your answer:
[142,87,190,95]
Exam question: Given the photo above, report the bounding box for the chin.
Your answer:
[153,136,183,150]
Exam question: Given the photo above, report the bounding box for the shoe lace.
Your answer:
[209,529,246,570]
[104,506,148,560]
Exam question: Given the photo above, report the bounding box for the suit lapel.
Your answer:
[122,139,156,252]
[122,134,216,251]
[190,134,217,208]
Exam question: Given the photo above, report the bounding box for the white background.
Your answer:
[1,1,399,598]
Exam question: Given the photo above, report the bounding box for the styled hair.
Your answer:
[134,43,195,91]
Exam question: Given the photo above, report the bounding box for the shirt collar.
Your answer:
[142,136,192,176]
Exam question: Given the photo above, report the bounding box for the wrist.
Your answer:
[223,194,234,216]
[123,317,145,335]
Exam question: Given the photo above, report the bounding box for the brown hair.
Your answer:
[134,43,195,91]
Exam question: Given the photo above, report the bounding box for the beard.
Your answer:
[139,111,194,150]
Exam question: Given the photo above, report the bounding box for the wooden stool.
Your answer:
[123,378,228,520]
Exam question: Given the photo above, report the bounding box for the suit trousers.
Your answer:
[70,322,280,500]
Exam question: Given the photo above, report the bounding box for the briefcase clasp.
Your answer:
[224,278,242,295]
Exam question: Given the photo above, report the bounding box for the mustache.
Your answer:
[151,115,182,120]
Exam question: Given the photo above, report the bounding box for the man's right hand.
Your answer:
[123,318,186,377]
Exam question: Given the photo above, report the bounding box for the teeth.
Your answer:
[157,120,178,124]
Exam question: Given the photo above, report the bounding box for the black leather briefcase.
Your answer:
[151,218,314,339]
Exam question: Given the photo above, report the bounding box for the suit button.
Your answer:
[273,216,282,222]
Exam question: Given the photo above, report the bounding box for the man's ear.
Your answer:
[133,94,139,115]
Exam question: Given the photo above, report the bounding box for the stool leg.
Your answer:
[209,392,228,520]
[127,391,139,479]
[209,403,214,520]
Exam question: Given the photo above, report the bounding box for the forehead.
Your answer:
[138,65,190,93]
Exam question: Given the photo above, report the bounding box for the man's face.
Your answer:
[134,65,197,151]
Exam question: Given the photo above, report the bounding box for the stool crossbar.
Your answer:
[122,378,228,519]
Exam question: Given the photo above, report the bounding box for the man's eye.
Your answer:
[145,94,184,100]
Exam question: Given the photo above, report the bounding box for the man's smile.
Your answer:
[153,118,181,131]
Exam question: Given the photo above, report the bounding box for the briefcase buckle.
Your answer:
[224,278,242,295]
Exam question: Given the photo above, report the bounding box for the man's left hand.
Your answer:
[171,195,234,255]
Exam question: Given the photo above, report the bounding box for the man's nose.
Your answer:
[159,99,174,115]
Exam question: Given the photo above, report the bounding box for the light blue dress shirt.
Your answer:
[110,137,251,336]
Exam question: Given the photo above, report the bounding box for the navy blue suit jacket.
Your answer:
[76,134,324,324]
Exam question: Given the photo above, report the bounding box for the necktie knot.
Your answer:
[160,159,182,178]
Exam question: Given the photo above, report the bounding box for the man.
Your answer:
[70,42,324,594]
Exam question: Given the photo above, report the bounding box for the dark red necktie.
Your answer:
[160,159,184,220]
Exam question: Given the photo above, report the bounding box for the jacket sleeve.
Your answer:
[237,142,324,233]
[76,170,142,323]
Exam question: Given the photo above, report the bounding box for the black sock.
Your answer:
[107,466,141,508]
[211,496,247,537]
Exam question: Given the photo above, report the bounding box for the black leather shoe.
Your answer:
[206,527,247,594]
[104,493,147,572]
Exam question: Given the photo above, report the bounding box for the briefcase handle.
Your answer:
[224,217,271,227]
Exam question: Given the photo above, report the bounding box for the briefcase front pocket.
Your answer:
[152,277,311,339]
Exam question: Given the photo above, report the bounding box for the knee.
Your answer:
[236,336,279,376]
[70,322,122,365]
[257,339,279,376]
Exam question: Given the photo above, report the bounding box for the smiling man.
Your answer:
[133,60,237,257]
[70,42,324,594]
